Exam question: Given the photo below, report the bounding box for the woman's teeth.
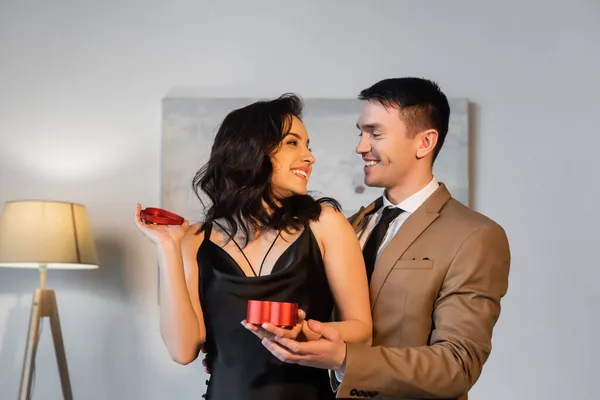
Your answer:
[292,169,308,178]
[365,160,379,167]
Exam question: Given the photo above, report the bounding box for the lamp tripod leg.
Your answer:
[18,289,43,400]
[18,288,73,400]
[47,290,73,400]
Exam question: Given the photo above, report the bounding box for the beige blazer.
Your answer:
[334,183,511,400]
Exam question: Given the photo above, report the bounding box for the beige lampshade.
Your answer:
[0,200,99,269]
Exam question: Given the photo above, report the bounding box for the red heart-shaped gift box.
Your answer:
[247,300,298,328]
[141,207,185,226]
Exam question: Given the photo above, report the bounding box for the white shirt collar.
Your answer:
[382,176,439,213]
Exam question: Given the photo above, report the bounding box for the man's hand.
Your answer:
[259,319,347,371]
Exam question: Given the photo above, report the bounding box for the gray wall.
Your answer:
[0,1,598,399]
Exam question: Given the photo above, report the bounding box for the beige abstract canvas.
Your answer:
[160,92,469,221]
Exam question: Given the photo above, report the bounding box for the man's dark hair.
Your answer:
[358,77,450,162]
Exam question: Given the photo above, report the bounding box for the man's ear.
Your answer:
[415,129,438,160]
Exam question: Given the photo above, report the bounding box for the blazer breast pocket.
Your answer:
[393,259,434,270]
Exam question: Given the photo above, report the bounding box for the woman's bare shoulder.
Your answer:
[182,222,206,249]
[316,203,349,223]
[309,203,352,236]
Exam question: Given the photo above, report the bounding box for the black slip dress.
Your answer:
[197,222,336,400]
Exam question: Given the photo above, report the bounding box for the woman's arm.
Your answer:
[311,205,373,345]
[158,225,207,364]
[135,205,205,364]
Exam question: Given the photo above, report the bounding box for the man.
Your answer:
[256,77,511,399]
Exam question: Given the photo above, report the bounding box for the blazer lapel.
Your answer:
[348,207,365,229]
[349,198,381,232]
[369,183,452,309]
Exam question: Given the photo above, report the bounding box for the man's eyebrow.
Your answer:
[356,122,381,130]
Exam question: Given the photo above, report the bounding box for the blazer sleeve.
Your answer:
[336,223,511,399]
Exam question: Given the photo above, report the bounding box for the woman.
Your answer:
[135,94,372,399]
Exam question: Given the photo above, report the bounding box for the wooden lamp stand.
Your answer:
[0,200,99,400]
[18,265,73,400]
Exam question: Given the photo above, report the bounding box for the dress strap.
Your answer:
[214,221,257,276]
[258,230,281,276]
[202,222,213,243]
[213,221,282,277]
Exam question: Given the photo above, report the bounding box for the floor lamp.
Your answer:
[0,200,99,400]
